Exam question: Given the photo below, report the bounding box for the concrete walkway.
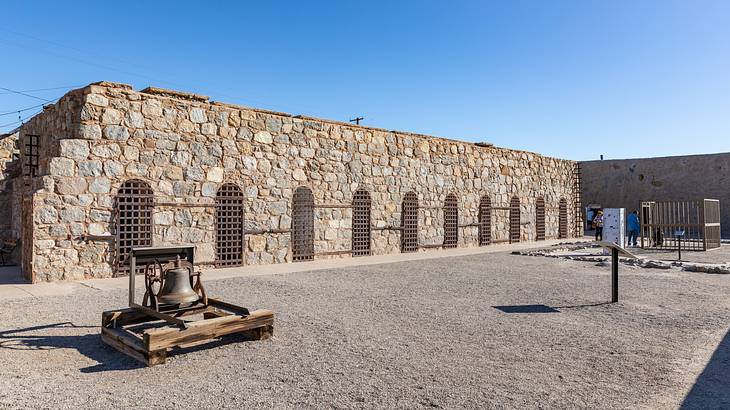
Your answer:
[0,238,587,301]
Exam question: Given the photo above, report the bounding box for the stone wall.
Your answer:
[581,153,730,238]
[0,131,20,253]
[16,82,577,282]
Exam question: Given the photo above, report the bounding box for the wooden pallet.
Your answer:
[101,298,274,366]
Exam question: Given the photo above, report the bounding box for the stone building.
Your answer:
[0,81,579,282]
[581,152,730,238]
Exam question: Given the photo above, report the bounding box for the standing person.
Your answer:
[627,210,640,247]
[593,210,604,241]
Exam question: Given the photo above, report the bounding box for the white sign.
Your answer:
[603,208,626,250]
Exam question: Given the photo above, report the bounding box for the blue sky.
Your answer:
[1,1,728,160]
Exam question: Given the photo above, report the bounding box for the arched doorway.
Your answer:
[215,183,244,267]
[509,196,521,243]
[559,198,568,239]
[352,188,371,257]
[401,192,419,253]
[535,197,545,241]
[292,186,314,261]
[443,193,458,248]
[479,196,492,246]
[115,179,153,276]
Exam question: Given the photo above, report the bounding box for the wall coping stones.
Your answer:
[70,80,559,161]
[141,86,209,102]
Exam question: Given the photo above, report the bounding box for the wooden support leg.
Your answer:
[146,349,167,366]
[243,325,274,340]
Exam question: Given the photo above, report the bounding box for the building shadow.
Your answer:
[681,328,730,409]
[0,322,143,373]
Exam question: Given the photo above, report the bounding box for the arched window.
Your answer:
[479,196,492,246]
[535,197,545,241]
[559,198,568,239]
[215,183,244,267]
[115,179,153,276]
[443,193,458,248]
[401,192,419,253]
[292,186,314,262]
[352,188,371,257]
[509,196,521,243]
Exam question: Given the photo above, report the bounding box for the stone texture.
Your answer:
[49,158,75,177]
[10,82,576,282]
[59,140,90,160]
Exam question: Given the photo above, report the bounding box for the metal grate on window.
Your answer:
[401,191,419,253]
[215,183,244,267]
[479,196,492,246]
[443,193,458,248]
[535,197,545,241]
[509,196,521,243]
[352,188,371,257]
[24,134,39,178]
[292,186,314,262]
[115,179,154,276]
[559,198,568,239]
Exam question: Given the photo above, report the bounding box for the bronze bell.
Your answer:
[158,256,199,305]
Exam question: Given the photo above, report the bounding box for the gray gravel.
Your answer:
[1,251,729,409]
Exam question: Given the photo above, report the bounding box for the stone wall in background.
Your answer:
[0,131,20,256]
[581,153,730,238]
[17,82,577,282]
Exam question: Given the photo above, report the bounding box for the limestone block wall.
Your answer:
[0,132,20,248]
[16,82,576,282]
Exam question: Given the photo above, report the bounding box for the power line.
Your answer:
[0,33,300,113]
[0,85,83,95]
[0,86,56,103]
[0,110,41,129]
[0,102,49,117]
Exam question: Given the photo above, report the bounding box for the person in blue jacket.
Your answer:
[627,210,640,247]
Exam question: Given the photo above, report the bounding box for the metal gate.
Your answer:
[292,186,314,261]
[443,193,458,248]
[558,198,568,239]
[401,192,418,253]
[215,183,244,267]
[115,179,153,276]
[535,197,545,241]
[352,188,371,256]
[640,199,721,251]
[478,196,492,246]
[509,196,520,243]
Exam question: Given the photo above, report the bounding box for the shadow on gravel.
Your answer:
[681,329,730,409]
[0,322,144,373]
[552,302,613,309]
[494,302,614,313]
[493,304,560,313]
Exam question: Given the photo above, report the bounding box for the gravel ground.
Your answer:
[549,244,730,265]
[1,251,729,409]
[630,245,730,264]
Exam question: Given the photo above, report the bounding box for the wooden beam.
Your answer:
[144,309,274,351]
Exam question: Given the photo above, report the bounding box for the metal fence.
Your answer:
[640,199,721,251]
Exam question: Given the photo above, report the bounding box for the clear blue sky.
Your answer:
[1,1,728,161]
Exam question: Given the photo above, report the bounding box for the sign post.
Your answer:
[675,229,685,261]
[596,241,637,303]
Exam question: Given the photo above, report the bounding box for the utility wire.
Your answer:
[0,110,41,129]
[0,85,83,95]
[0,86,56,103]
[0,102,49,117]
[0,33,298,114]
